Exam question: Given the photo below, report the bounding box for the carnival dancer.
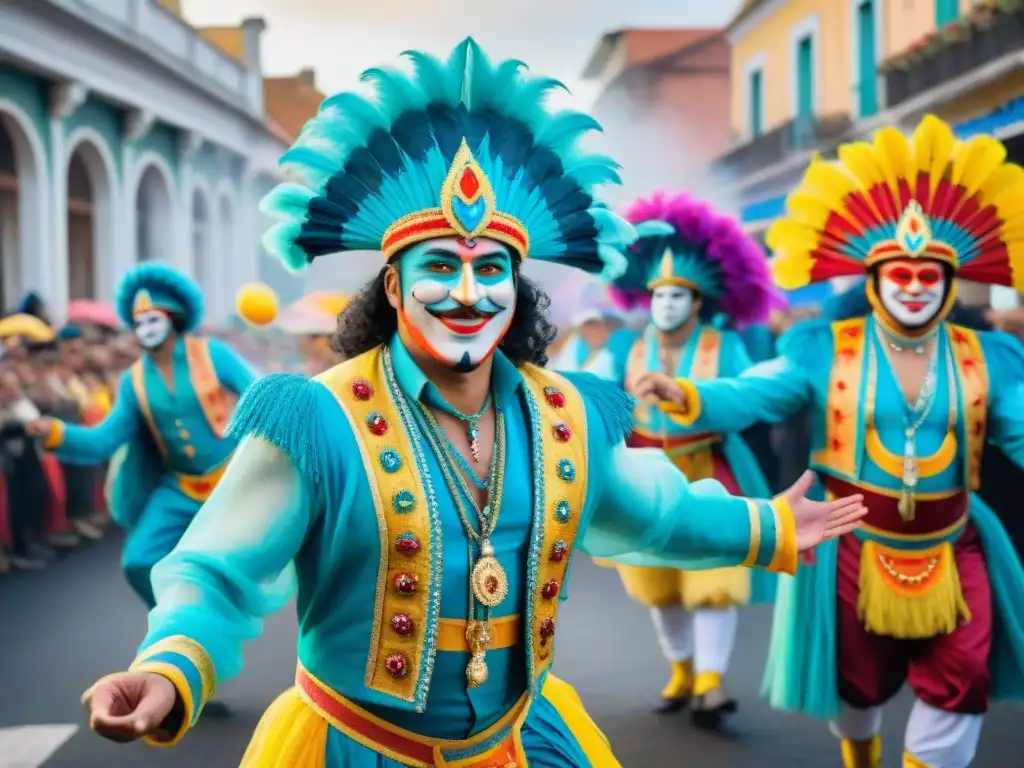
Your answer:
[79,39,865,767]
[28,263,257,609]
[549,309,622,381]
[603,191,781,725]
[636,116,1024,768]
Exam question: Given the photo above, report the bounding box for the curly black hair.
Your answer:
[332,266,558,366]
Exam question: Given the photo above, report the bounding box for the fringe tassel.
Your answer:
[558,371,636,444]
[857,541,971,640]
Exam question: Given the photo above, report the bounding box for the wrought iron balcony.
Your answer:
[712,113,853,178]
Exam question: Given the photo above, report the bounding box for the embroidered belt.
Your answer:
[627,429,720,452]
[437,615,520,653]
[823,476,967,546]
[296,665,529,767]
[174,462,229,502]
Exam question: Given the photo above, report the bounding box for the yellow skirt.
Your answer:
[240,674,619,767]
[615,564,751,609]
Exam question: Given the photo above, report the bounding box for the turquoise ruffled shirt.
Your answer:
[132,335,797,744]
[50,337,255,474]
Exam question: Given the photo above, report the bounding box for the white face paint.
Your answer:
[649,285,695,332]
[398,237,517,371]
[134,310,173,350]
[876,259,947,329]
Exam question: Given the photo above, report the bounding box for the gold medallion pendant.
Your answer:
[466,651,489,688]
[471,555,509,608]
[465,621,492,688]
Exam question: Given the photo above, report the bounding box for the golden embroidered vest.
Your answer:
[130,337,231,458]
[626,325,722,476]
[315,346,590,710]
[816,318,989,640]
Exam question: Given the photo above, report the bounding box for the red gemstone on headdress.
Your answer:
[391,613,414,636]
[459,167,481,198]
[553,423,571,442]
[542,579,560,600]
[395,534,421,554]
[385,653,408,677]
[394,572,417,595]
[544,386,566,408]
[539,618,555,645]
[352,379,373,400]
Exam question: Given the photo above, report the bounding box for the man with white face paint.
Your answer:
[549,308,622,382]
[598,190,782,727]
[77,40,865,763]
[27,263,257,612]
[638,116,1024,768]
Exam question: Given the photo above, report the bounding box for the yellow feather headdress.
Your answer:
[768,115,1024,292]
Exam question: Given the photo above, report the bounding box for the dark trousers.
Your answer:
[2,440,48,556]
[62,462,95,521]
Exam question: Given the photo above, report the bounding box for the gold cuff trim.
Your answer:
[129,661,193,747]
[768,496,798,575]
[658,378,701,427]
[133,635,216,706]
[741,499,760,567]
[44,420,65,450]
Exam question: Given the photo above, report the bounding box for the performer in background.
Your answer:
[548,309,621,381]
[637,116,1024,768]
[78,40,864,767]
[603,190,782,725]
[29,263,257,609]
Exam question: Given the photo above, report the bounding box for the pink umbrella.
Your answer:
[67,300,119,328]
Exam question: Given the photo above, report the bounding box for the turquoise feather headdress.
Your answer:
[114,263,205,332]
[261,38,634,279]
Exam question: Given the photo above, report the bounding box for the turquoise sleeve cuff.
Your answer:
[743,498,797,575]
[130,635,216,746]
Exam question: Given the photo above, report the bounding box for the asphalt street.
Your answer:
[0,534,1017,767]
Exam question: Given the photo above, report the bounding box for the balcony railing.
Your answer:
[712,113,853,178]
[72,0,254,113]
[882,5,1024,108]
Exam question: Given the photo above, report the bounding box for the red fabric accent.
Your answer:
[626,431,717,450]
[836,524,992,714]
[710,449,741,494]
[0,473,10,549]
[41,454,69,534]
[823,477,967,536]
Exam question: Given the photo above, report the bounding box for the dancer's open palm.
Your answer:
[783,471,866,552]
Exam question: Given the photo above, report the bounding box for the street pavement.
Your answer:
[0,534,1017,767]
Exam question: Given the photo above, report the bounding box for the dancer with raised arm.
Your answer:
[636,116,1024,768]
[80,40,864,767]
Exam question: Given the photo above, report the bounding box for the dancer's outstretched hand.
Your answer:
[82,671,178,743]
[632,371,686,408]
[782,471,867,552]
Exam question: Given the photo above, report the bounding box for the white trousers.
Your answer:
[831,700,983,768]
[649,605,737,674]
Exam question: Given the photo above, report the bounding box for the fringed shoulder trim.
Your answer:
[227,373,334,485]
[557,371,636,445]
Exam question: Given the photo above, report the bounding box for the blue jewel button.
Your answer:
[380,448,403,474]
[554,499,572,524]
[556,458,576,483]
[392,489,416,514]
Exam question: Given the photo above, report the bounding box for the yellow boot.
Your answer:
[903,751,931,767]
[841,734,881,768]
[656,659,693,714]
[690,671,737,729]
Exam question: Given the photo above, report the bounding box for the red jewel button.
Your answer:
[352,379,374,400]
[549,539,568,563]
[391,613,414,636]
[385,653,408,678]
[542,579,560,599]
[552,423,571,442]
[543,386,566,408]
[366,412,388,436]
[395,534,421,554]
[394,572,417,595]
[539,618,555,645]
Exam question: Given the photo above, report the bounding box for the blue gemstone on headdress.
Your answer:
[453,197,486,232]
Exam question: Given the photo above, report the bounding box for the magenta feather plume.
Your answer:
[623,190,781,328]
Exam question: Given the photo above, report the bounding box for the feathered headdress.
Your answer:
[616,191,780,328]
[114,263,205,333]
[261,38,634,279]
[769,114,1024,291]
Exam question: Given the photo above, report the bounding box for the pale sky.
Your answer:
[182,0,741,107]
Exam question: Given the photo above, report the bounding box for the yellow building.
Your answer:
[718,0,1024,307]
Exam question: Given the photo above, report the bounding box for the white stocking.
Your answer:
[693,607,738,674]
[829,704,882,741]
[904,699,982,768]
[649,605,694,662]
